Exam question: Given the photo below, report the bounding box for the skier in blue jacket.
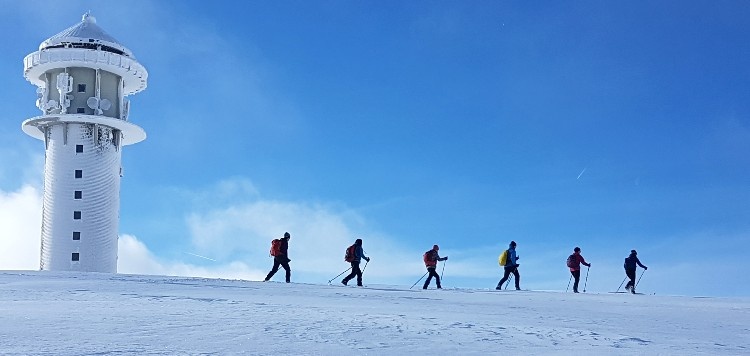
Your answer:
[342,238,370,287]
[496,241,520,290]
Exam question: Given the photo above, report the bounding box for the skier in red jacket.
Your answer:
[567,247,591,293]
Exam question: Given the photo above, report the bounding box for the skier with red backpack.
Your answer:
[422,245,448,289]
[341,238,370,286]
[567,247,591,293]
[264,232,292,283]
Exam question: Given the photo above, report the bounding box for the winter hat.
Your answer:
[510,241,517,247]
[631,249,637,255]
[355,238,363,245]
[574,247,581,252]
[283,232,291,239]
[433,244,439,251]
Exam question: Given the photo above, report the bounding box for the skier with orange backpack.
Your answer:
[422,245,448,289]
[341,238,370,286]
[264,232,291,283]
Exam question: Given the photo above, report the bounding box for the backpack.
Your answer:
[566,254,576,268]
[270,239,281,257]
[344,244,356,262]
[423,250,437,264]
[498,250,508,266]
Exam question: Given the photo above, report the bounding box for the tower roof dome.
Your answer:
[39,12,134,58]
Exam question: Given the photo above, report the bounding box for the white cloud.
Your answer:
[0,185,42,270]
[117,234,266,280]
[180,181,496,285]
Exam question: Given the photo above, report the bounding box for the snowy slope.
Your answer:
[0,271,748,355]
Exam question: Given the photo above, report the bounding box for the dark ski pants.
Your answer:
[624,268,636,290]
[423,267,441,289]
[570,270,581,292]
[497,266,520,290]
[342,261,363,286]
[265,256,291,282]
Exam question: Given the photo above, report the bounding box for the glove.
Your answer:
[644,266,648,270]
[444,256,448,261]
[366,257,371,262]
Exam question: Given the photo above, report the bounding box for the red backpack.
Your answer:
[344,244,356,262]
[566,254,576,268]
[270,239,282,257]
[423,250,437,265]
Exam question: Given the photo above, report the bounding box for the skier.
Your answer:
[264,232,292,283]
[496,241,521,290]
[624,249,647,293]
[567,247,591,293]
[422,245,448,289]
[342,238,370,287]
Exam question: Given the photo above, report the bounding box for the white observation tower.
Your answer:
[21,13,147,272]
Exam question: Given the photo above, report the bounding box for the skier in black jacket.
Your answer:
[422,244,448,289]
[265,232,291,283]
[624,249,647,293]
[342,238,370,287]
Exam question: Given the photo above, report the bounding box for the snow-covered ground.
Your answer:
[1,271,747,355]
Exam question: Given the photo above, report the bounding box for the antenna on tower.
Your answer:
[82,11,96,24]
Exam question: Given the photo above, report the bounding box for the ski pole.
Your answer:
[566,274,572,292]
[505,274,513,290]
[440,261,446,280]
[615,276,627,293]
[328,267,352,284]
[635,269,646,288]
[583,266,590,292]
[410,272,428,289]
[361,260,369,274]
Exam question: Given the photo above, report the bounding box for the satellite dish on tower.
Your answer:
[100,98,111,111]
[87,97,99,109]
[87,97,111,115]
[45,100,59,110]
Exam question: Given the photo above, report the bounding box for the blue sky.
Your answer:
[1,1,749,297]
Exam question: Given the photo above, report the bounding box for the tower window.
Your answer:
[77,107,85,114]
[73,211,81,220]
[76,145,83,153]
[77,84,86,93]
[74,191,82,199]
[72,253,80,261]
[75,170,83,178]
[73,231,80,240]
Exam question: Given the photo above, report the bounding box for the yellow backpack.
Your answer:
[498,250,508,266]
